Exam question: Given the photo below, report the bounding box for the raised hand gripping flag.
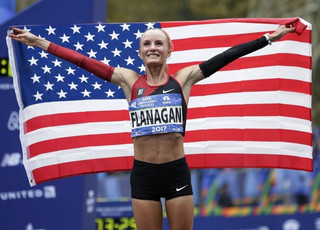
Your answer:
[7,18,312,186]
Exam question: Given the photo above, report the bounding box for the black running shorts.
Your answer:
[130,157,193,201]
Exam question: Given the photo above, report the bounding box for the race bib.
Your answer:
[129,94,184,137]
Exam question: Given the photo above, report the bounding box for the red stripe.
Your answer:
[28,132,132,158]
[191,79,311,96]
[187,104,311,121]
[25,110,129,133]
[32,156,134,184]
[167,54,311,75]
[186,153,313,171]
[172,31,311,51]
[185,129,312,146]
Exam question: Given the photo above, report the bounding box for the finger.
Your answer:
[11,27,24,34]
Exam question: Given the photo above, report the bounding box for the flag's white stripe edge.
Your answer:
[6,34,35,185]
[24,141,312,171]
[197,66,311,84]
[25,144,134,171]
[184,141,312,158]
[186,117,312,133]
[188,91,311,109]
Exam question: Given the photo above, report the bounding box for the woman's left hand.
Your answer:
[269,24,296,42]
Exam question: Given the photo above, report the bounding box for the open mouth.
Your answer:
[147,54,160,57]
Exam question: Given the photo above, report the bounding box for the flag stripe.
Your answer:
[188,104,311,120]
[186,154,313,171]
[191,79,311,96]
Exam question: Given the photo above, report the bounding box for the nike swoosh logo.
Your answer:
[176,184,188,192]
[162,89,174,94]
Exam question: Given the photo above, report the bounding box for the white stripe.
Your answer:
[24,121,131,146]
[167,41,310,64]
[188,91,311,108]
[186,116,312,133]
[164,22,279,39]
[197,66,311,84]
[184,141,313,159]
[22,99,128,122]
[25,144,134,171]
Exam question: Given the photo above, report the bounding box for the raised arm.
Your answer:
[9,27,139,101]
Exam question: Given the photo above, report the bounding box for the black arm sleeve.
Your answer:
[199,36,269,78]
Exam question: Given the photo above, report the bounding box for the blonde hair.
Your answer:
[139,28,174,52]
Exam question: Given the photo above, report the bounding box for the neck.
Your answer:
[146,65,167,85]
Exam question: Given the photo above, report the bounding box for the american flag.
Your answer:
[7,17,312,186]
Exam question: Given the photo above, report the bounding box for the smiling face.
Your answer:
[139,29,172,67]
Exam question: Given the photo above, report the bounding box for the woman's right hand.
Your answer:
[9,27,50,50]
[9,27,40,46]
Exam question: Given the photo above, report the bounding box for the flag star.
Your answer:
[92,82,102,90]
[23,26,31,32]
[134,30,144,39]
[87,49,97,58]
[73,41,84,50]
[125,56,135,65]
[84,32,95,41]
[120,23,130,31]
[28,56,38,66]
[45,25,56,35]
[79,74,89,83]
[44,81,54,91]
[31,73,41,83]
[101,57,111,65]
[138,64,146,73]
[65,67,76,75]
[60,33,70,43]
[95,24,106,32]
[98,40,108,49]
[37,34,46,40]
[111,48,122,57]
[109,31,120,40]
[33,91,43,101]
[52,58,62,67]
[39,50,49,58]
[42,65,52,74]
[122,39,133,48]
[81,89,91,97]
[145,22,155,29]
[27,46,35,50]
[55,74,65,82]
[70,25,81,34]
[105,89,115,98]
[68,82,78,90]
[57,89,67,98]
